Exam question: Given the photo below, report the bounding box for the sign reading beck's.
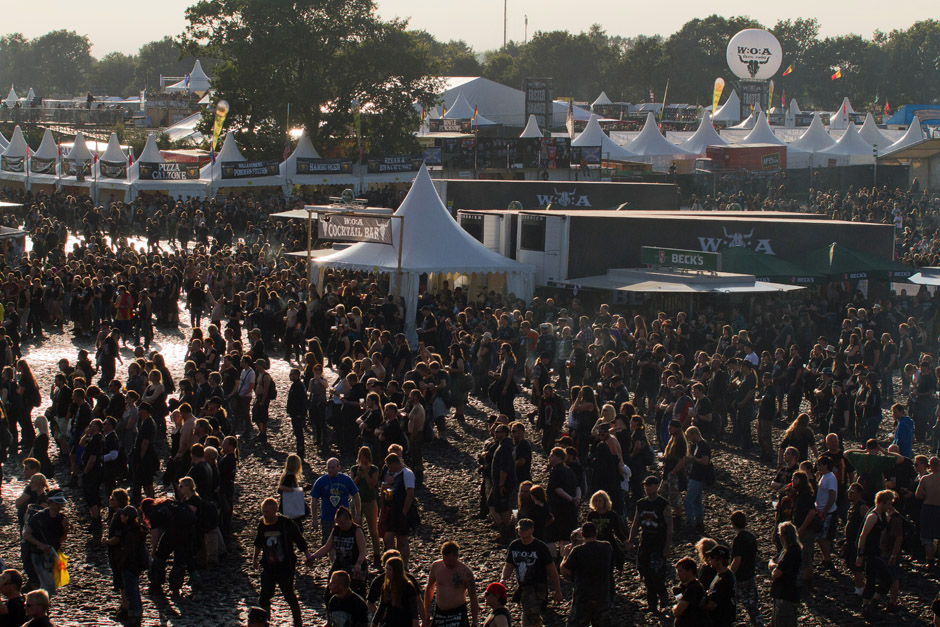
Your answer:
[641,246,722,271]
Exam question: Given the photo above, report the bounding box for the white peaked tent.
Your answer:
[0,126,30,185]
[201,131,283,195]
[443,91,495,125]
[95,133,132,202]
[624,112,688,171]
[818,123,875,164]
[24,88,35,103]
[573,114,639,161]
[519,115,543,138]
[59,131,94,194]
[680,113,727,155]
[4,87,17,108]
[0,130,9,152]
[829,97,856,130]
[130,133,209,199]
[732,102,763,130]
[788,113,835,168]
[785,98,802,128]
[592,91,613,109]
[713,91,742,124]
[315,165,535,344]
[280,131,356,194]
[29,129,59,187]
[166,60,212,93]
[740,112,785,145]
[858,113,890,152]
[438,77,591,127]
[886,120,926,153]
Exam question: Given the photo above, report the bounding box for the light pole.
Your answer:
[503,0,507,47]
[873,144,878,188]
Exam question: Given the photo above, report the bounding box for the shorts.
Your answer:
[252,402,270,425]
[488,486,513,514]
[519,583,547,626]
[844,545,862,573]
[432,603,470,627]
[798,531,815,567]
[921,504,940,541]
[386,510,412,537]
[818,511,838,542]
[83,475,102,507]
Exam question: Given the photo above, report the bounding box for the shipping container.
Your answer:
[705,143,787,172]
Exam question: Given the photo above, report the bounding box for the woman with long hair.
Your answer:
[446,344,470,422]
[372,556,420,627]
[30,415,54,477]
[15,360,39,452]
[778,413,817,464]
[572,386,600,463]
[587,490,628,591]
[517,481,552,544]
[351,446,381,567]
[278,454,307,532]
[769,521,802,627]
[662,419,689,528]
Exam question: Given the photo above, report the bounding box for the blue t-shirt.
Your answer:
[311,473,359,521]
[892,416,913,458]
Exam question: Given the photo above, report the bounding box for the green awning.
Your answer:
[802,242,913,281]
[718,246,822,285]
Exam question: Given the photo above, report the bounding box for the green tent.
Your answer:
[801,242,913,281]
[718,246,823,285]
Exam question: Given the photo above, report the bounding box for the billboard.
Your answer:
[317,213,393,245]
[139,162,201,180]
[523,77,554,131]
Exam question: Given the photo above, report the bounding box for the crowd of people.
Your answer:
[0,181,938,627]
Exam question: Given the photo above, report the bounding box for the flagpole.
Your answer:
[661,79,669,122]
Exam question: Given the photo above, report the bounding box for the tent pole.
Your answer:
[307,207,314,289]
[395,215,404,300]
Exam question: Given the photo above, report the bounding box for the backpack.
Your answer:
[198,499,219,534]
[266,374,277,401]
[893,510,925,560]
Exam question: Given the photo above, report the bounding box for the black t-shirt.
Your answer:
[706,570,737,627]
[731,529,758,581]
[689,440,712,482]
[367,573,423,605]
[328,591,369,627]
[562,540,612,602]
[2,595,26,627]
[635,495,668,551]
[28,509,66,550]
[514,438,532,483]
[692,397,713,429]
[505,537,553,586]
[132,416,158,465]
[491,438,517,489]
[82,433,104,476]
[829,394,850,432]
[547,463,578,511]
[675,579,707,627]
[253,514,308,569]
[770,546,802,602]
[758,386,776,421]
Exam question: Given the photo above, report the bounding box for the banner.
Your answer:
[0,156,25,173]
[318,213,393,245]
[138,162,201,180]
[220,160,279,179]
[421,147,443,166]
[712,78,725,114]
[99,160,128,180]
[211,100,229,156]
[61,160,92,177]
[570,146,601,165]
[523,77,554,131]
[366,155,423,174]
[428,119,472,133]
[30,157,56,175]
[768,80,775,111]
[296,158,353,175]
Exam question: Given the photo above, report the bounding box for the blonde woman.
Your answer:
[351,446,381,566]
[278,454,308,532]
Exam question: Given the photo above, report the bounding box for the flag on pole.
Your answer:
[282,140,291,162]
[782,65,793,76]
[471,106,478,130]
[211,99,229,158]
[781,89,786,108]
[184,74,190,87]
[566,99,575,139]
[441,104,447,117]
[768,80,775,110]
[712,78,725,113]
[884,99,890,116]
[831,67,842,80]
[649,88,654,103]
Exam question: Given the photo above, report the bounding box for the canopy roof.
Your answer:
[137,133,164,163]
[858,113,890,150]
[740,112,786,146]
[34,129,57,159]
[713,91,741,123]
[718,246,822,284]
[24,87,35,102]
[67,131,94,162]
[1,126,28,159]
[679,113,726,154]
[280,131,327,180]
[909,267,940,286]
[100,133,127,162]
[215,131,246,162]
[316,165,534,275]
[166,60,212,93]
[439,77,592,127]
[802,242,912,280]
[562,267,802,293]
[519,114,543,138]
[819,123,875,157]
[625,112,688,157]
[592,91,613,108]
[442,91,495,125]
[4,87,17,108]
[886,120,926,152]
[573,114,638,161]
[0,131,7,151]
[789,99,802,115]
[790,113,836,153]
[829,97,856,130]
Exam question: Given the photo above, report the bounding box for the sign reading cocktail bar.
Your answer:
[318,213,393,245]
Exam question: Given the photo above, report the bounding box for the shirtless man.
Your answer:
[407,389,427,485]
[915,456,940,560]
[425,541,480,627]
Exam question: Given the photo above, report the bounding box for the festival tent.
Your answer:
[28,129,60,189]
[624,112,689,170]
[679,113,727,155]
[0,126,29,186]
[59,131,95,194]
[829,97,856,130]
[718,246,822,284]
[573,114,639,161]
[4,87,17,108]
[200,131,284,196]
[818,123,876,165]
[441,91,495,126]
[858,113,890,152]
[785,99,802,128]
[519,115,543,138]
[438,77,592,127]
[165,60,212,94]
[790,113,836,159]
[314,165,535,345]
[884,119,927,153]
[591,92,613,109]
[280,131,357,195]
[24,88,36,104]
[94,133,132,203]
[802,242,913,281]
[713,91,742,124]
[0,130,7,152]
[129,133,209,199]
[739,112,786,146]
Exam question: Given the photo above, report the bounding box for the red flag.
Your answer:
[282,140,291,162]
[884,99,889,116]
[781,89,786,107]
[782,65,793,76]
[831,67,842,80]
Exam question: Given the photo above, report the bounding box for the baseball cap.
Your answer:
[485,582,508,602]
[516,518,535,531]
[46,490,68,505]
[138,402,153,413]
[708,545,731,560]
[643,476,660,486]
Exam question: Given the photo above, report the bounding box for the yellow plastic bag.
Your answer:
[53,552,69,588]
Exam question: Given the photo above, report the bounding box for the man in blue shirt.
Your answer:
[311,457,360,544]
[891,403,913,458]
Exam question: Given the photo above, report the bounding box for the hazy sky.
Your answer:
[3,0,934,56]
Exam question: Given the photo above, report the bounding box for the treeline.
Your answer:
[0,33,213,98]
[425,16,940,112]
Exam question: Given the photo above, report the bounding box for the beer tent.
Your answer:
[623,112,689,171]
[280,131,357,195]
[679,112,727,155]
[591,92,613,110]
[0,126,29,187]
[713,91,742,124]
[315,165,535,344]
[789,113,835,168]
[858,113,891,153]
[573,114,639,161]
[28,129,60,189]
[200,131,284,196]
[802,242,912,281]
[3,87,17,108]
[829,97,856,130]
[739,112,786,146]
[818,123,876,165]
[885,119,925,153]
[785,99,802,128]
[59,131,95,194]
[165,60,212,94]
[443,91,495,126]
[130,132,209,199]
[718,246,822,284]
[94,133,132,203]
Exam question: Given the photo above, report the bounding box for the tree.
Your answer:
[134,37,207,93]
[30,30,93,96]
[90,52,137,95]
[410,31,482,76]
[181,0,440,158]
[0,34,31,93]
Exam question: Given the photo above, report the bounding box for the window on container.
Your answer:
[460,215,484,242]
[520,215,546,251]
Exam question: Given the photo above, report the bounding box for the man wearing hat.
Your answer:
[627,476,673,613]
[482,582,511,627]
[501,518,562,627]
[560,521,613,626]
[704,545,736,626]
[23,490,69,594]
